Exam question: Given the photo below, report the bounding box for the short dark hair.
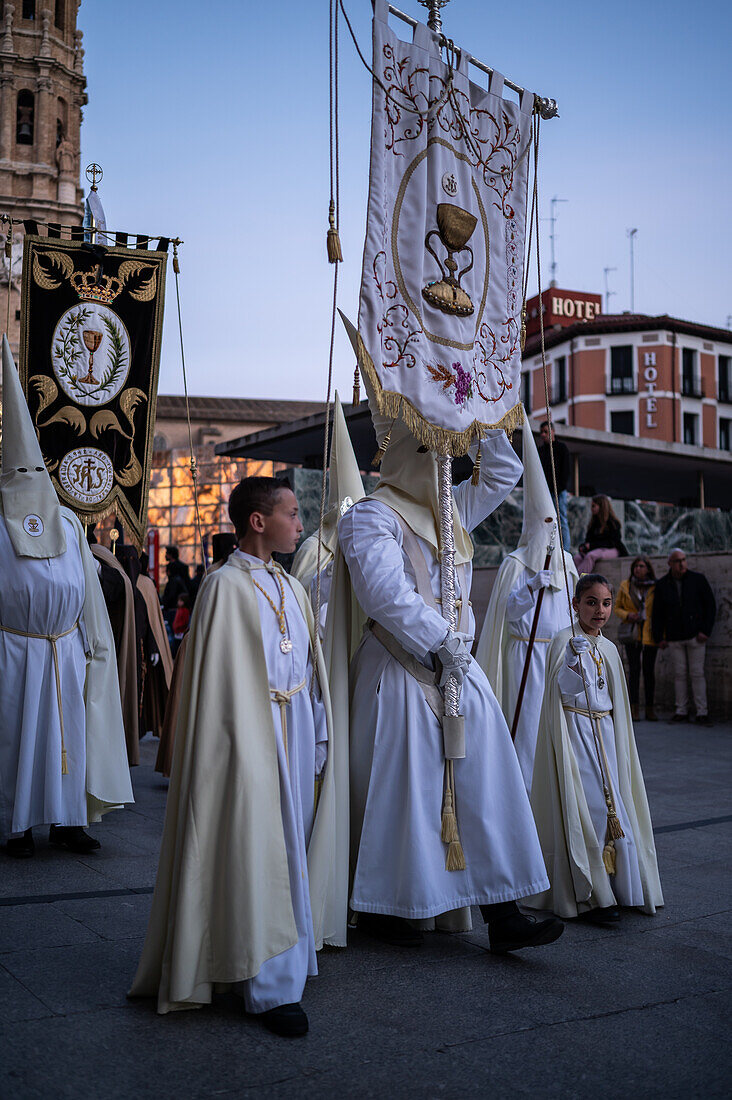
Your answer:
[165,545,179,561]
[575,572,613,599]
[540,420,550,430]
[228,476,292,540]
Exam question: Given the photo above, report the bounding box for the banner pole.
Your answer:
[437,452,460,715]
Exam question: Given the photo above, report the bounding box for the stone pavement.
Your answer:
[1,718,730,1099]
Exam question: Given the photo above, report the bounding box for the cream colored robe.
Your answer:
[529,625,663,917]
[91,544,140,765]
[130,556,343,1013]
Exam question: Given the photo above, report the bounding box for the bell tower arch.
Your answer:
[0,0,87,351]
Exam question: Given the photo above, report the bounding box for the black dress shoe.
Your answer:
[5,828,34,859]
[357,913,423,948]
[670,714,689,723]
[489,912,564,954]
[258,1003,309,1038]
[578,905,620,924]
[49,825,101,853]
[695,715,713,727]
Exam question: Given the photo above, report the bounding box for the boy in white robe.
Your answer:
[477,410,577,790]
[338,406,563,953]
[529,574,663,922]
[131,476,344,1038]
[0,336,132,858]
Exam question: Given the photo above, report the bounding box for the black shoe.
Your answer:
[489,912,564,954]
[670,714,689,723]
[5,828,34,859]
[49,825,101,853]
[258,1003,309,1038]
[695,715,713,727]
[357,913,423,948]
[578,905,620,925]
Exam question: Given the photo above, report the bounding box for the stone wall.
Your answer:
[472,552,732,720]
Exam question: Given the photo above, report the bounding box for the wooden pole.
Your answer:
[510,518,555,741]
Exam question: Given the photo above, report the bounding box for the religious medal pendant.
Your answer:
[598,676,605,690]
[280,637,293,654]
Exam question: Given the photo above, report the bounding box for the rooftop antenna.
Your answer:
[603,266,617,314]
[627,228,638,312]
[547,196,568,287]
[726,315,732,330]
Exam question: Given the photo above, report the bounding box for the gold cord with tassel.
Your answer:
[372,413,399,468]
[441,760,466,871]
[352,364,360,405]
[326,199,343,263]
[471,441,482,486]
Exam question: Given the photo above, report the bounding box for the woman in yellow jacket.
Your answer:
[614,556,657,721]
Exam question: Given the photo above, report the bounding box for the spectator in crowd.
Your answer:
[161,558,190,632]
[164,545,190,584]
[652,549,716,725]
[615,557,658,722]
[538,421,571,550]
[172,594,191,653]
[574,495,627,574]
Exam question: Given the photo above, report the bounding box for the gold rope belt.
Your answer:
[0,619,80,775]
[270,678,307,768]
[509,633,552,643]
[563,704,612,719]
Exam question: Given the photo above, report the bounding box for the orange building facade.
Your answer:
[522,289,732,452]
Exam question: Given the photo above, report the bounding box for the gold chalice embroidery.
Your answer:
[422,203,477,317]
[77,329,103,385]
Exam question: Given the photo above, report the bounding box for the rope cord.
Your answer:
[172,242,207,577]
[3,217,11,337]
[531,117,617,811]
[312,0,342,689]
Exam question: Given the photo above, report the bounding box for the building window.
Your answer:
[552,356,567,404]
[16,90,34,145]
[55,0,65,31]
[610,410,634,435]
[720,418,731,451]
[609,346,634,394]
[683,412,698,445]
[681,348,700,397]
[719,355,731,403]
[22,0,35,20]
[522,371,531,415]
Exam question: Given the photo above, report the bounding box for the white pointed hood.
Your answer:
[328,391,364,518]
[340,310,473,564]
[509,409,566,579]
[0,335,66,558]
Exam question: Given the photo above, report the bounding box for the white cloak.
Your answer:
[476,555,576,791]
[529,626,663,917]
[0,507,133,837]
[338,437,549,918]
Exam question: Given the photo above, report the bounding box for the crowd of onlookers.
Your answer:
[538,423,717,725]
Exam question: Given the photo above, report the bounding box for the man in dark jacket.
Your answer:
[652,549,716,725]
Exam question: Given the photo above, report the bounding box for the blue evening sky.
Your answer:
[80,0,731,399]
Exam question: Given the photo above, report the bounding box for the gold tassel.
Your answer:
[441,785,459,843]
[520,305,527,352]
[326,200,343,264]
[602,841,616,875]
[606,810,625,840]
[372,429,392,468]
[352,365,360,405]
[446,840,466,872]
[61,748,69,776]
[471,443,482,486]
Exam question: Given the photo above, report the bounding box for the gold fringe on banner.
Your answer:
[345,318,524,456]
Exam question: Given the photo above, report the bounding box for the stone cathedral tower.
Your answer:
[0,0,87,353]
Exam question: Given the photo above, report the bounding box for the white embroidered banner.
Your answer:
[357,1,533,455]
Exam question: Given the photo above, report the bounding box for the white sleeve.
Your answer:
[454,430,523,533]
[557,651,586,698]
[338,499,448,661]
[506,576,535,623]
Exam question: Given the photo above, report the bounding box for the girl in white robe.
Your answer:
[529,574,663,921]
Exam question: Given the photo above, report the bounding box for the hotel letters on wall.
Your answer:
[19,235,167,548]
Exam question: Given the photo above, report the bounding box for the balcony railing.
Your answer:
[606,376,637,396]
[681,381,704,398]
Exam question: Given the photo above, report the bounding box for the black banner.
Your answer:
[19,236,167,548]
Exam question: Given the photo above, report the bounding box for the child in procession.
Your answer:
[528,574,663,923]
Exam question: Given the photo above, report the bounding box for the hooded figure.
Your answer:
[334,318,561,953]
[291,391,365,633]
[0,336,133,857]
[476,410,578,790]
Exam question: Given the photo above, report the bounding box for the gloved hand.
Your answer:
[435,630,472,687]
[565,635,590,662]
[150,652,160,667]
[528,569,553,593]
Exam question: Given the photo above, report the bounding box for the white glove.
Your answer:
[150,652,160,667]
[435,631,472,687]
[565,636,590,662]
[528,569,553,593]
